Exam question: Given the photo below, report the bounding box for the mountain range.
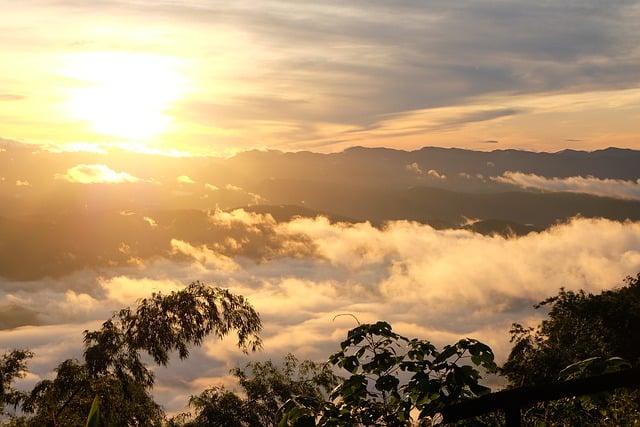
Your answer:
[1,143,638,280]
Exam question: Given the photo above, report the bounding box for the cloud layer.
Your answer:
[496,172,640,200]
[2,1,640,153]
[2,212,640,413]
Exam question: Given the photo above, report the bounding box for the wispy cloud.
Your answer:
[494,172,640,201]
[0,94,24,101]
[4,1,640,153]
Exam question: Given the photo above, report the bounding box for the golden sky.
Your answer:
[2,1,640,156]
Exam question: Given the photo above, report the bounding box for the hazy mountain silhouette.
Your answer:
[226,146,640,191]
[251,179,640,227]
[1,144,639,280]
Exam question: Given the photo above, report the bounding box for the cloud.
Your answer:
[143,216,158,227]
[406,162,423,175]
[5,1,640,153]
[0,94,24,101]
[15,180,31,187]
[349,106,522,142]
[2,213,640,413]
[427,169,446,180]
[177,175,195,184]
[55,164,142,184]
[208,208,276,229]
[406,163,446,179]
[494,172,640,201]
[99,276,184,306]
[45,142,109,154]
[0,304,42,329]
[170,239,240,274]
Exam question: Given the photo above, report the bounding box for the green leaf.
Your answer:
[375,374,400,392]
[85,395,100,427]
[341,355,360,373]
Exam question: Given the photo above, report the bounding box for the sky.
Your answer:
[1,0,640,156]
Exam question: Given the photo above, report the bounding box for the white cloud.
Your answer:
[170,239,240,274]
[2,215,639,413]
[494,172,640,200]
[55,164,142,184]
[177,175,195,184]
[406,162,423,175]
[143,216,158,227]
[427,169,446,179]
[406,163,446,179]
[208,208,276,229]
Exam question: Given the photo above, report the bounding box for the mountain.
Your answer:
[1,144,639,281]
[250,179,640,227]
[224,146,640,192]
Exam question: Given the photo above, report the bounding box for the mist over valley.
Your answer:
[2,143,640,413]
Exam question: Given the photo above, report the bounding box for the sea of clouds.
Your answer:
[2,211,640,413]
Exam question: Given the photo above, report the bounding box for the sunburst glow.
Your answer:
[61,52,188,141]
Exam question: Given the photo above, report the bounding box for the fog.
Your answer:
[496,172,640,201]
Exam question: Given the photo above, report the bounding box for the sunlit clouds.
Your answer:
[170,239,240,274]
[1,1,639,154]
[495,172,640,201]
[177,175,196,184]
[55,164,142,184]
[2,213,639,412]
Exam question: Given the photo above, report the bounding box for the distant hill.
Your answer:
[250,179,640,228]
[225,146,640,192]
[1,144,639,280]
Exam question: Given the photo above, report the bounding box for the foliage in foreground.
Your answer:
[171,354,338,426]
[2,274,640,426]
[1,281,262,426]
[278,321,497,426]
[502,273,640,387]
[501,273,640,426]
[0,350,33,416]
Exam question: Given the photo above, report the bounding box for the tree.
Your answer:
[501,273,640,426]
[0,349,33,416]
[279,321,497,426]
[15,281,262,426]
[174,354,338,427]
[20,359,163,427]
[502,273,640,386]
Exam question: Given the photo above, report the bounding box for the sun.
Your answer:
[61,52,188,141]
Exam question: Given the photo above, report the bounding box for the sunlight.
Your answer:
[61,52,188,141]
